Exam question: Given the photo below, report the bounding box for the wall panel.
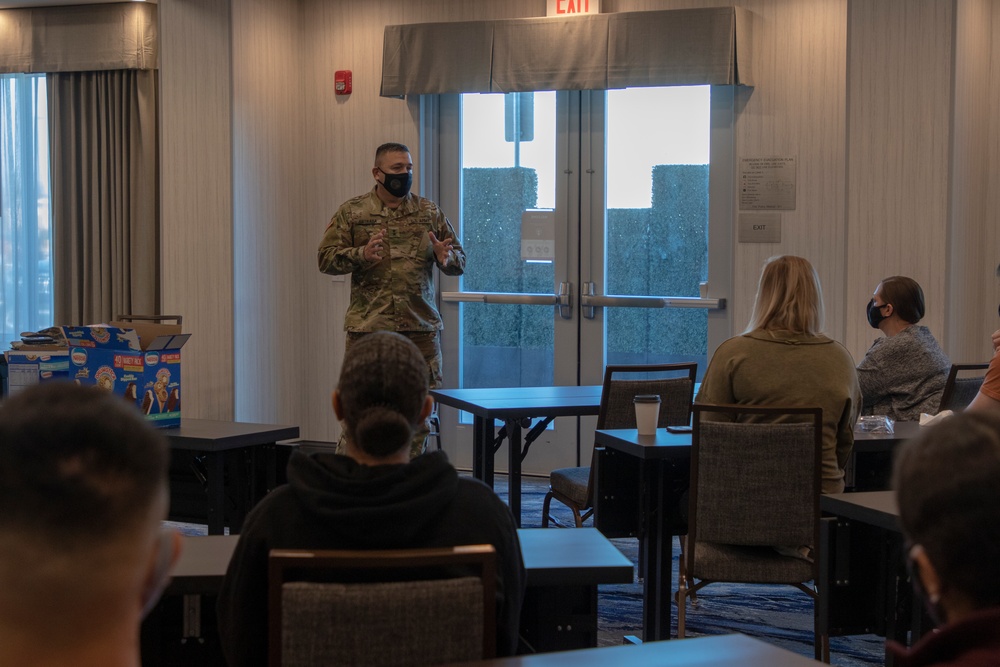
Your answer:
[845,0,953,361]
[159,0,234,420]
[950,0,1000,362]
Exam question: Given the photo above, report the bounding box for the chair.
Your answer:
[542,363,697,528]
[677,404,828,662]
[938,362,991,412]
[268,545,496,667]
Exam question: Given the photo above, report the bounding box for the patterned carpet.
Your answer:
[497,473,887,667]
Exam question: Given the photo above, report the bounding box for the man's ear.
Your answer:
[332,390,343,420]
[141,526,182,618]
[911,544,942,604]
[419,395,433,422]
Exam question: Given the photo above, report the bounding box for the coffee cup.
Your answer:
[634,394,661,436]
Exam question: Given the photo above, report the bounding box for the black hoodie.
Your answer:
[217,449,525,666]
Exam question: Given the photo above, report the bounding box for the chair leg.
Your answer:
[676,578,688,638]
[814,596,830,663]
[541,491,553,528]
[573,508,583,528]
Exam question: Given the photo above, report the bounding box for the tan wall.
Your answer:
[159,0,1000,442]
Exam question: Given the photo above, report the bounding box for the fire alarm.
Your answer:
[335,70,352,96]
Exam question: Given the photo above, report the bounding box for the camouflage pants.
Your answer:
[336,330,441,459]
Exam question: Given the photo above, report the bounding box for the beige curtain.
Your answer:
[48,70,159,325]
[381,7,755,97]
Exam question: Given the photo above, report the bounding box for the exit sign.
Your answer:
[547,0,600,16]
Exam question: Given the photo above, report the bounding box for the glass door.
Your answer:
[435,86,732,475]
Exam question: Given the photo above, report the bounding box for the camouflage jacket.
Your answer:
[317,188,466,332]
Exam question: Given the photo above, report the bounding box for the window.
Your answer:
[0,74,53,349]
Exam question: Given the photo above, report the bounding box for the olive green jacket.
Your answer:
[696,329,862,494]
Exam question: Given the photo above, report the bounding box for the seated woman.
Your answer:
[890,409,1000,665]
[696,255,862,494]
[857,276,950,421]
[217,332,526,665]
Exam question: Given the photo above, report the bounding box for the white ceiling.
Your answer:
[0,0,155,8]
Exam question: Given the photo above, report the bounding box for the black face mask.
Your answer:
[378,168,412,198]
[867,299,889,329]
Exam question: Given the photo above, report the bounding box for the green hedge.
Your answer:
[461,164,708,356]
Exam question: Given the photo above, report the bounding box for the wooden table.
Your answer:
[449,632,826,666]
[165,418,299,535]
[592,427,692,642]
[430,385,603,525]
[148,527,634,659]
[819,491,926,666]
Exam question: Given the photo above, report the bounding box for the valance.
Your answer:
[0,3,158,74]
[381,6,753,97]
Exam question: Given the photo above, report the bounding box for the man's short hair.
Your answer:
[375,142,410,165]
[0,382,169,549]
[893,410,1000,608]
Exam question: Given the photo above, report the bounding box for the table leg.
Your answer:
[475,416,497,488]
[507,418,523,527]
[640,460,673,641]
[205,451,225,536]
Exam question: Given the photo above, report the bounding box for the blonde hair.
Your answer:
[744,255,825,335]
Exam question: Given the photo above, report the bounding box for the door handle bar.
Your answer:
[580,282,725,319]
[443,284,574,320]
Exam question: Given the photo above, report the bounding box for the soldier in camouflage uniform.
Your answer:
[318,143,466,457]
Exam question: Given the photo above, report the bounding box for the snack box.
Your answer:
[61,324,190,428]
[3,349,70,395]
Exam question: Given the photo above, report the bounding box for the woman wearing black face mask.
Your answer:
[856,276,951,421]
[889,410,1000,666]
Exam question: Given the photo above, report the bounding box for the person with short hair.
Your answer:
[0,382,180,667]
[856,276,951,421]
[696,255,862,494]
[217,332,525,666]
[890,409,1000,665]
[318,142,466,458]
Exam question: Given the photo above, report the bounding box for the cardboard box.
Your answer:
[3,350,70,395]
[3,324,189,428]
[62,324,190,428]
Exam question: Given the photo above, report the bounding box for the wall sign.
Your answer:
[739,156,796,211]
[738,213,782,243]
[547,0,600,16]
[521,209,555,261]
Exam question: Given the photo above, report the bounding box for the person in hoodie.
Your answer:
[696,255,862,494]
[216,332,525,666]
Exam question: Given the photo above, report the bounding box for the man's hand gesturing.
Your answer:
[364,229,387,263]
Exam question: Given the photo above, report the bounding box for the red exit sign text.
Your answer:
[546,0,600,16]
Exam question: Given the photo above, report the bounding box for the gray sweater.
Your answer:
[857,325,950,421]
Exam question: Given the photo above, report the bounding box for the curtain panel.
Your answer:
[0,3,158,74]
[381,7,754,97]
[49,70,160,325]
